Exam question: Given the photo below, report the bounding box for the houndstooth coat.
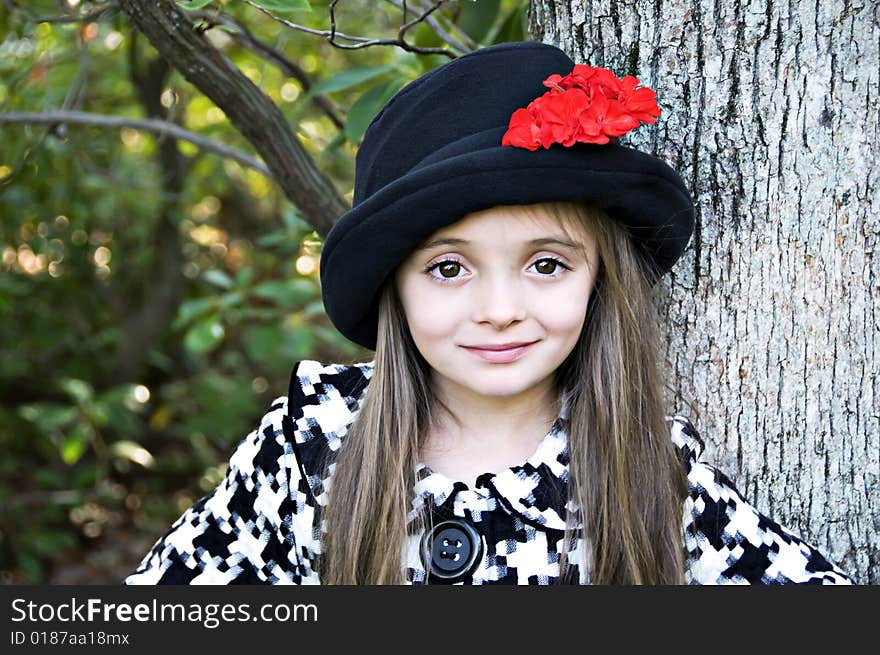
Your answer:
[124,359,853,585]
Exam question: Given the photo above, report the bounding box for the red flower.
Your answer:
[501,108,542,150]
[502,63,661,150]
[586,91,642,140]
[537,87,590,147]
[616,75,661,123]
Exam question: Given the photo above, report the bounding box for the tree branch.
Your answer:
[0,111,271,176]
[186,9,345,131]
[385,0,476,54]
[118,0,349,237]
[244,0,457,58]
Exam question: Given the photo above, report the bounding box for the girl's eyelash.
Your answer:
[422,257,464,284]
[423,256,571,284]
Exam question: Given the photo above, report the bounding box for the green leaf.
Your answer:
[59,379,93,404]
[177,0,214,10]
[236,307,279,321]
[18,404,78,431]
[309,65,394,96]
[311,323,354,350]
[218,291,243,309]
[110,440,155,468]
[60,423,92,465]
[146,349,177,373]
[248,0,312,12]
[84,327,118,351]
[255,230,292,248]
[29,530,77,557]
[279,324,315,360]
[251,279,316,306]
[72,467,97,489]
[84,401,110,427]
[344,79,404,144]
[98,384,135,405]
[236,266,254,287]
[202,269,234,289]
[17,552,43,583]
[492,5,527,44]
[457,0,501,43]
[282,207,309,230]
[172,297,215,331]
[303,298,326,317]
[33,469,67,489]
[184,315,225,354]
[243,324,283,362]
[214,23,242,35]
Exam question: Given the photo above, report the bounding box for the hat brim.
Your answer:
[320,127,694,351]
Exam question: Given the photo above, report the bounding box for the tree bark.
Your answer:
[528,0,879,582]
[117,0,348,237]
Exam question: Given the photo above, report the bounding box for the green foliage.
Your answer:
[0,0,527,583]
[493,3,528,43]
[458,0,502,43]
[344,78,404,144]
[246,0,313,12]
[178,0,312,10]
[178,1,216,10]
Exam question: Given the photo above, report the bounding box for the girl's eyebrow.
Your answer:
[416,236,585,252]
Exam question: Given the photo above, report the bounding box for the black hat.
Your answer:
[320,40,694,351]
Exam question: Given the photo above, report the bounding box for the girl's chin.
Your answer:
[451,374,539,397]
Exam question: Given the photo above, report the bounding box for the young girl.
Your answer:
[124,41,853,585]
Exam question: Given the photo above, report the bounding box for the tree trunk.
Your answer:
[528,0,878,583]
[118,0,348,236]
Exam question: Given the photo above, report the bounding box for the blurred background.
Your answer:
[0,0,526,583]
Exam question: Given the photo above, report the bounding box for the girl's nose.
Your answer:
[471,273,527,328]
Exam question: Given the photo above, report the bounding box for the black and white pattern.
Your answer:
[124,359,853,585]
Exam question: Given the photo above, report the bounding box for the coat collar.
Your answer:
[408,390,574,532]
[285,360,577,533]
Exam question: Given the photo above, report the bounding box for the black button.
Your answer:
[420,519,483,583]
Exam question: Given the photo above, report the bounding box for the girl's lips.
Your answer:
[461,341,538,363]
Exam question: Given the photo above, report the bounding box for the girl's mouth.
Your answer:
[460,341,538,363]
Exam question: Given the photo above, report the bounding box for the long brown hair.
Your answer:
[319,201,688,584]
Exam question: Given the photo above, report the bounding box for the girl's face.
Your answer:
[393,204,600,402]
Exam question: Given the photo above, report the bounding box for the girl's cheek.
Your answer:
[408,298,458,332]
[541,287,594,323]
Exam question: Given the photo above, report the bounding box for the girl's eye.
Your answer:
[424,256,570,284]
[531,257,567,276]
[425,259,466,283]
